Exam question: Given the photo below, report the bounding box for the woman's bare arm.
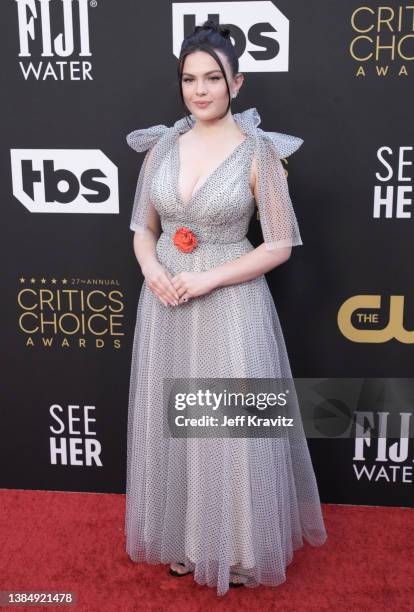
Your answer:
[131,150,180,306]
[205,156,292,290]
[132,203,161,275]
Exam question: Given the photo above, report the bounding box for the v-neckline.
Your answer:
[175,134,249,209]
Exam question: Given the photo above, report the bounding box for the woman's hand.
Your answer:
[142,260,180,307]
[170,270,217,304]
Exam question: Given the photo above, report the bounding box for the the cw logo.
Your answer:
[338,295,412,343]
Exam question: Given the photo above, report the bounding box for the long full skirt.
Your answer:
[125,236,327,597]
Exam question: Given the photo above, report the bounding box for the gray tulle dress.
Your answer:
[124,107,327,596]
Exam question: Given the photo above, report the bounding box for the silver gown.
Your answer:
[125,107,327,596]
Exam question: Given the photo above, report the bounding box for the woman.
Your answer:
[125,20,327,596]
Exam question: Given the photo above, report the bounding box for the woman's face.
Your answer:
[180,49,242,120]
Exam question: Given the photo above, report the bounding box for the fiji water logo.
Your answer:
[15,0,95,80]
[354,411,413,484]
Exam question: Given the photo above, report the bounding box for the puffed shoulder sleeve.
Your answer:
[126,124,169,233]
[254,129,304,250]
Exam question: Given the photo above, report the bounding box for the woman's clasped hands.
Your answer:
[143,260,216,307]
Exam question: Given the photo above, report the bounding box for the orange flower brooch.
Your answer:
[172,227,198,253]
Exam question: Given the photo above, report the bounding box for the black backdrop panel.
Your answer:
[0,1,412,505]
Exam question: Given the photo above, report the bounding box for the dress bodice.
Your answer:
[151,120,256,246]
[126,107,304,252]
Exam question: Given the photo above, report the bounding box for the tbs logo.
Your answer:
[10,149,119,214]
[172,1,290,72]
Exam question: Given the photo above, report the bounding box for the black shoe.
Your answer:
[169,562,192,577]
[229,573,247,588]
[170,563,247,587]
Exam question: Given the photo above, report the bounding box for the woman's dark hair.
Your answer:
[177,20,240,125]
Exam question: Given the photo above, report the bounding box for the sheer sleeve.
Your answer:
[254,130,304,251]
[126,124,169,233]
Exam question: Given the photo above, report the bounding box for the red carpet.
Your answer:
[0,490,412,611]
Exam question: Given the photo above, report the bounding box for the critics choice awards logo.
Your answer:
[17,276,125,349]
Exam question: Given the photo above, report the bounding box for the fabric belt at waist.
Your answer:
[160,229,247,246]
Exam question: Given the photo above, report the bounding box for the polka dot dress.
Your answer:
[125,107,327,596]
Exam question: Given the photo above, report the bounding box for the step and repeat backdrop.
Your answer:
[0,1,412,507]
